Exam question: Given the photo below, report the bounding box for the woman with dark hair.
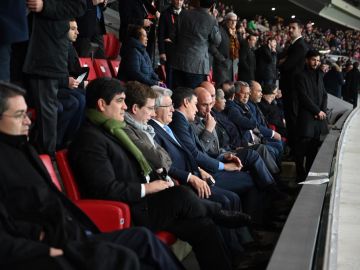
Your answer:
[117,25,160,86]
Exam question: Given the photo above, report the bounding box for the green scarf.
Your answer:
[86,109,152,177]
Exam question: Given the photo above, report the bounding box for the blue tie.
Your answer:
[164,125,180,145]
[96,6,102,20]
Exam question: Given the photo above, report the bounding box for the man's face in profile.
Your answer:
[0,95,31,136]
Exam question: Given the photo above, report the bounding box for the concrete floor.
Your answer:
[336,108,360,270]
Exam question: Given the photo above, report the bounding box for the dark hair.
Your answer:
[199,0,215,9]
[262,84,277,95]
[247,33,258,40]
[289,18,303,28]
[354,62,359,69]
[267,36,276,43]
[125,81,157,110]
[127,24,144,40]
[172,87,195,109]
[0,82,26,116]
[306,49,321,59]
[86,78,126,109]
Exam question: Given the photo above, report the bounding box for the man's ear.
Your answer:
[183,98,190,108]
[131,104,139,115]
[97,98,107,112]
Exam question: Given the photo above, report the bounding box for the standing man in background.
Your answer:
[158,0,184,88]
[278,18,308,149]
[171,0,221,89]
[23,0,86,155]
[293,50,328,181]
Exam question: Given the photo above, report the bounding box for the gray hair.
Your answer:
[225,12,237,21]
[216,89,224,100]
[151,86,173,107]
[233,81,249,93]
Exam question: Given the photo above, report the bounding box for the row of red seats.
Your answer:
[79,58,120,81]
[40,150,176,245]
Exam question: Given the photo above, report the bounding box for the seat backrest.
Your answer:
[39,154,63,192]
[78,57,97,81]
[108,59,120,77]
[55,150,81,201]
[93,59,112,78]
[103,33,121,59]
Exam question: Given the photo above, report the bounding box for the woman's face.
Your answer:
[139,28,148,47]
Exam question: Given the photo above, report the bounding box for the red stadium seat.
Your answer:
[78,57,97,81]
[103,33,121,59]
[108,59,120,77]
[93,59,112,78]
[39,154,130,232]
[55,150,177,245]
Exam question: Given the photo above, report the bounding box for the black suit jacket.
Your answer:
[0,133,99,250]
[255,44,277,82]
[279,37,308,95]
[295,67,328,138]
[149,120,200,184]
[76,0,106,38]
[238,39,256,83]
[69,121,146,204]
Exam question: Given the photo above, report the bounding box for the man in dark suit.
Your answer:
[171,0,221,89]
[149,86,257,259]
[75,0,107,58]
[212,87,280,175]
[255,37,277,85]
[169,87,274,224]
[248,81,284,155]
[224,81,281,164]
[238,33,257,84]
[278,18,308,148]
[192,87,276,190]
[0,81,184,270]
[293,50,328,181]
[157,0,184,88]
[68,78,251,270]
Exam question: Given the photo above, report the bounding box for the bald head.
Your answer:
[200,81,216,104]
[195,87,213,117]
[250,81,263,103]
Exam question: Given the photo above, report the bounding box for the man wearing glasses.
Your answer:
[211,12,240,86]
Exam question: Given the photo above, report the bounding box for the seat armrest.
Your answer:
[75,200,131,232]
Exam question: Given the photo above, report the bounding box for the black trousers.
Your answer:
[28,78,59,155]
[131,185,233,270]
[294,136,321,181]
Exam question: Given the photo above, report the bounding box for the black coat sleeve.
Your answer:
[40,0,86,20]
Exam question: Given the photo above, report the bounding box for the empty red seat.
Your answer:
[108,59,121,77]
[103,33,121,59]
[78,57,97,81]
[39,153,130,232]
[93,59,112,78]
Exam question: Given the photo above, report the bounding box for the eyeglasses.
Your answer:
[1,111,31,120]
[157,103,174,108]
